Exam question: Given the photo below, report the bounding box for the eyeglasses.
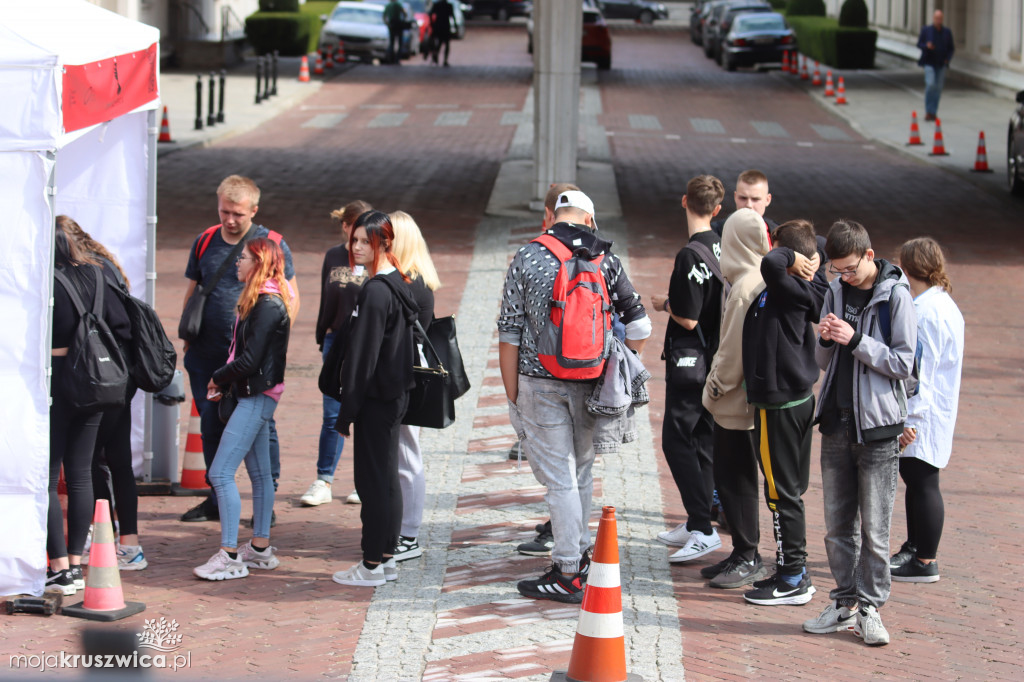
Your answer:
[828,256,864,277]
[236,255,253,264]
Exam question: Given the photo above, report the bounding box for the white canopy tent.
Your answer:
[0,0,160,597]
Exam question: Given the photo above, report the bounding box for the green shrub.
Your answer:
[834,28,877,68]
[245,12,319,56]
[787,14,876,68]
[769,0,788,8]
[301,1,339,19]
[259,0,300,12]
[838,0,869,28]
[785,0,826,16]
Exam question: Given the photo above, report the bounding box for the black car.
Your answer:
[719,12,796,71]
[698,0,743,51]
[1009,90,1024,195]
[597,0,668,24]
[465,0,532,21]
[705,1,770,60]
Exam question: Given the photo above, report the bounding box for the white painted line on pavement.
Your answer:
[629,114,662,131]
[797,141,814,147]
[435,111,472,126]
[731,137,747,144]
[367,112,409,128]
[417,103,459,109]
[360,104,402,109]
[665,134,681,140]
[752,120,789,137]
[691,117,725,134]
[301,113,348,128]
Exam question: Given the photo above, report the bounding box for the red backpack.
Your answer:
[533,234,613,380]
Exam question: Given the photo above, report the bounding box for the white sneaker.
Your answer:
[345,490,361,505]
[194,549,249,581]
[803,601,857,634]
[382,557,397,582]
[854,605,890,646]
[116,544,148,571]
[300,480,332,506]
[332,561,385,587]
[657,522,691,547]
[238,542,280,570]
[668,528,722,563]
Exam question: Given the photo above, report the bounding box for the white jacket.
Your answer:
[903,286,965,468]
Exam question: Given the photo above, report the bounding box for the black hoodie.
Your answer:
[336,269,419,430]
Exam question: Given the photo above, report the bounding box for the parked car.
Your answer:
[465,0,532,21]
[718,12,796,71]
[690,0,707,44]
[697,0,739,49]
[704,1,769,60]
[319,1,419,63]
[1009,90,1024,195]
[527,3,611,70]
[596,0,668,24]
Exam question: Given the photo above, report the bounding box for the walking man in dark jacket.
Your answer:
[429,0,455,66]
[383,0,407,64]
[917,9,954,121]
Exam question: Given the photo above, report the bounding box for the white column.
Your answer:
[532,0,583,202]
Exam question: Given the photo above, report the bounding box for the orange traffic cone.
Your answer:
[907,111,923,146]
[325,48,335,69]
[175,400,210,494]
[800,55,809,80]
[335,41,347,64]
[812,60,822,86]
[553,506,638,682]
[972,131,993,172]
[298,55,311,82]
[313,50,324,75]
[834,76,847,105]
[63,500,145,621]
[929,118,949,156]
[781,51,790,73]
[824,70,835,97]
[158,106,173,143]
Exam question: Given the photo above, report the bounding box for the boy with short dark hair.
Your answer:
[803,220,917,646]
[740,219,826,606]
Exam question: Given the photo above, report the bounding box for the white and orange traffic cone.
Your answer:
[313,50,324,75]
[824,70,835,97]
[972,131,993,172]
[929,118,949,156]
[158,106,173,143]
[800,55,809,80]
[325,48,335,69]
[552,506,639,682]
[812,60,822,86]
[63,500,145,621]
[781,51,790,73]
[174,400,210,494]
[834,76,848,105]
[907,111,923,146]
[298,55,311,82]
[335,41,347,64]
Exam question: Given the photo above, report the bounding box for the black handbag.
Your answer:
[179,237,247,343]
[403,319,455,429]
[317,329,347,400]
[424,315,470,399]
[662,327,708,389]
[217,387,238,424]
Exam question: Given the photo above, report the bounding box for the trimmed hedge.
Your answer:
[785,0,826,16]
[769,0,788,8]
[259,0,300,11]
[787,15,876,68]
[245,12,320,56]
[839,0,869,28]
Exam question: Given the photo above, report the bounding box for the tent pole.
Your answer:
[142,108,159,483]
[46,151,57,404]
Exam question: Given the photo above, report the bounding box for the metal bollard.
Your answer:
[271,50,279,96]
[194,74,203,130]
[263,53,271,99]
[255,57,263,104]
[207,71,216,126]
[217,69,226,123]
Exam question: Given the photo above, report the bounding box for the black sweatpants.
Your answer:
[48,357,102,560]
[900,456,944,559]
[92,386,139,536]
[713,425,760,562]
[754,397,815,576]
[352,393,408,563]
[662,382,715,535]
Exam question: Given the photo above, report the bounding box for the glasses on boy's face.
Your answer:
[828,256,864,277]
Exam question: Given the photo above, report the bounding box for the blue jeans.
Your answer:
[923,65,946,116]
[185,348,281,503]
[820,413,900,609]
[317,333,346,482]
[208,393,279,549]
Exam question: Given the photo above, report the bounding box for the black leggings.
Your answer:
[352,393,408,564]
[899,457,944,560]
[48,357,101,560]
[92,387,139,537]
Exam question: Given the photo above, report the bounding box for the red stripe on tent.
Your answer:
[580,583,622,615]
[62,43,158,133]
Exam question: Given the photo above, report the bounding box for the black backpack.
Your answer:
[108,281,177,393]
[54,268,129,412]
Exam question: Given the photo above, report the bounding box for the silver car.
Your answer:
[319,1,410,63]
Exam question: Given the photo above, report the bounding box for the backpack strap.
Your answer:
[195,225,222,260]
[55,267,104,318]
[533,233,572,262]
[685,240,729,294]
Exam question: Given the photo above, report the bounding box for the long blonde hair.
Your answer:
[389,210,441,291]
[237,238,294,322]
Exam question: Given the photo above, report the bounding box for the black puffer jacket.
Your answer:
[212,294,290,397]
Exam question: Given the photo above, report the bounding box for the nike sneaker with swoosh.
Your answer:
[803,600,857,633]
[742,571,815,605]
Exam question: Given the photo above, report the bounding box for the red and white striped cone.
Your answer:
[834,76,848,105]
[325,48,335,69]
[335,40,346,64]
[63,500,145,621]
[781,50,790,73]
[824,70,835,97]
[972,131,993,172]
[800,54,809,80]
[929,118,949,156]
[158,106,173,143]
[907,111,923,145]
[174,400,210,494]
[313,50,324,75]
[812,60,822,86]
[298,55,311,82]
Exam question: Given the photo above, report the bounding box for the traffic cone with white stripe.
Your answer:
[158,106,173,143]
[907,111,923,145]
[929,118,949,156]
[800,54,809,80]
[174,400,210,495]
[824,70,835,97]
[812,60,822,86]
[313,50,324,75]
[298,55,311,82]
[834,76,848,105]
[781,51,790,73]
[325,48,335,69]
[552,506,643,682]
[63,500,145,621]
[972,131,993,172]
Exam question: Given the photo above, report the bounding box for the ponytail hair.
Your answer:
[349,210,410,282]
[899,237,953,295]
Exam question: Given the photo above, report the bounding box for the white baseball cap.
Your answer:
[555,190,598,229]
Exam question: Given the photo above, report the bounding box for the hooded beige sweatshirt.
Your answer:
[702,208,772,430]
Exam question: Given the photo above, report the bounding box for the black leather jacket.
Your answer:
[212,294,290,397]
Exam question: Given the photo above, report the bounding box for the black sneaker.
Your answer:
[709,556,767,589]
[393,536,423,562]
[517,528,554,556]
[579,549,591,583]
[517,564,584,604]
[508,441,526,461]
[245,510,276,528]
[891,557,940,583]
[45,568,76,596]
[534,519,552,535]
[889,541,917,569]
[743,572,815,606]
[68,565,85,590]
[181,499,219,523]
[699,555,735,580]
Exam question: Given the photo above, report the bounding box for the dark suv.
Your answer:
[1009,90,1024,195]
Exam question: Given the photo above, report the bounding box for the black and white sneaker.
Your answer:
[534,519,552,535]
[889,541,917,569]
[45,569,76,596]
[517,528,554,556]
[709,556,767,589]
[517,564,584,604]
[890,557,940,583]
[393,536,422,562]
[742,572,815,606]
[68,565,85,590]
